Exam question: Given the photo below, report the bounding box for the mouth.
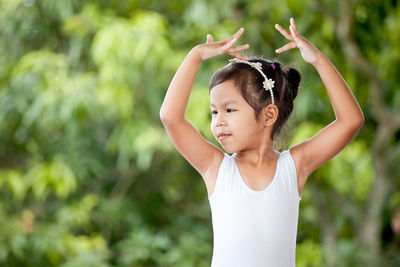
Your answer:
[217,133,231,142]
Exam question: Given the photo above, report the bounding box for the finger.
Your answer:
[289,18,301,39]
[224,27,245,44]
[231,27,245,40]
[275,24,293,41]
[229,52,248,61]
[220,28,246,51]
[221,36,238,50]
[275,41,297,53]
[290,18,299,33]
[228,44,250,53]
[289,25,301,41]
[206,34,213,44]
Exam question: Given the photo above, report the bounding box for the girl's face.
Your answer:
[210,80,267,153]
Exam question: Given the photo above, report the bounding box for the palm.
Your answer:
[275,18,320,64]
[296,38,319,63]
[197,28,249,61]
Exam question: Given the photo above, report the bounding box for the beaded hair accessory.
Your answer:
[228,58,275,104]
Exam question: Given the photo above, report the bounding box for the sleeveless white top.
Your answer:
[208,150,302,267]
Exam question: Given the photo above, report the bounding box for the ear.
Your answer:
[262,104,279,127]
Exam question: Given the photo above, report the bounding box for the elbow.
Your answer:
[159,108,170,124]
[338,111,364,132]
[159,101,186,125]
[349,107,365,129]
[355,110,365,129]
[159,103,171,121]
[159,107,166,121]
[359,113,365,127]
[349,112,364,132]
[159,108,182,126]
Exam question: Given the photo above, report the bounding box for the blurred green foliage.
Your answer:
[0,0,399,266]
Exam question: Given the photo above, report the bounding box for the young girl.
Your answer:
[160,18,364,267]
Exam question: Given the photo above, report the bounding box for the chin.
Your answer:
[221,145,238,154]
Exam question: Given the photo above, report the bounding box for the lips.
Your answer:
[217,133,231,142]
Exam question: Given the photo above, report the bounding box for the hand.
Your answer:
[195,28,249,62]
[275,18,321,64]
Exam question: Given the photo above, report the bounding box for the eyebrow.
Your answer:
[210,99,238,107]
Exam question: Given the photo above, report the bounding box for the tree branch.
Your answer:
[336,0,387,121]
[319,0,400,129]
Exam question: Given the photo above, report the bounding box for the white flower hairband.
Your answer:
[228,58,275,104]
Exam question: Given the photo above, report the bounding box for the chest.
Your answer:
[235,161,278,191]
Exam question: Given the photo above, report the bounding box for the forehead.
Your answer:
[210,80,244,106]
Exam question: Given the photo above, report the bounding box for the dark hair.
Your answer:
[209,57,301,140]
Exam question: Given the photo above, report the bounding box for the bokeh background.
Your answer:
[0,0,399,266]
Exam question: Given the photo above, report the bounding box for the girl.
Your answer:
[160,18,364,267]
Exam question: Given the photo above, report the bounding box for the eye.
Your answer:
[211,110,218,115]
[227,108,235,113]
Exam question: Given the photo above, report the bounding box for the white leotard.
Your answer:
[208,149,302,267]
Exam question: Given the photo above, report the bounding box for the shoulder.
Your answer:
[279,149,291,158]
[277,149,296,170]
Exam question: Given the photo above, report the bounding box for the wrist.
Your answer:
[311,51,326,68]
[189,45,204,64]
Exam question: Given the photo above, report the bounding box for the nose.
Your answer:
[216,114,226,126]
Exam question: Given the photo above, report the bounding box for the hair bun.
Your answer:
[283,67,301,100]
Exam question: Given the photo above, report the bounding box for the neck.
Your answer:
[233,133,277,167]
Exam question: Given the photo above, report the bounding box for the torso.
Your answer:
[232,152,279,191]
[204,149,305,198]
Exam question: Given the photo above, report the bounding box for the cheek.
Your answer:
[235,111,255,125]
[210,119,216,133]
[233,112,261,132]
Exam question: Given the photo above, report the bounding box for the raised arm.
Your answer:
[275,18,364,184]
[159,29,249,181]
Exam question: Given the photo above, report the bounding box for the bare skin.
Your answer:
[160,18,364,198]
